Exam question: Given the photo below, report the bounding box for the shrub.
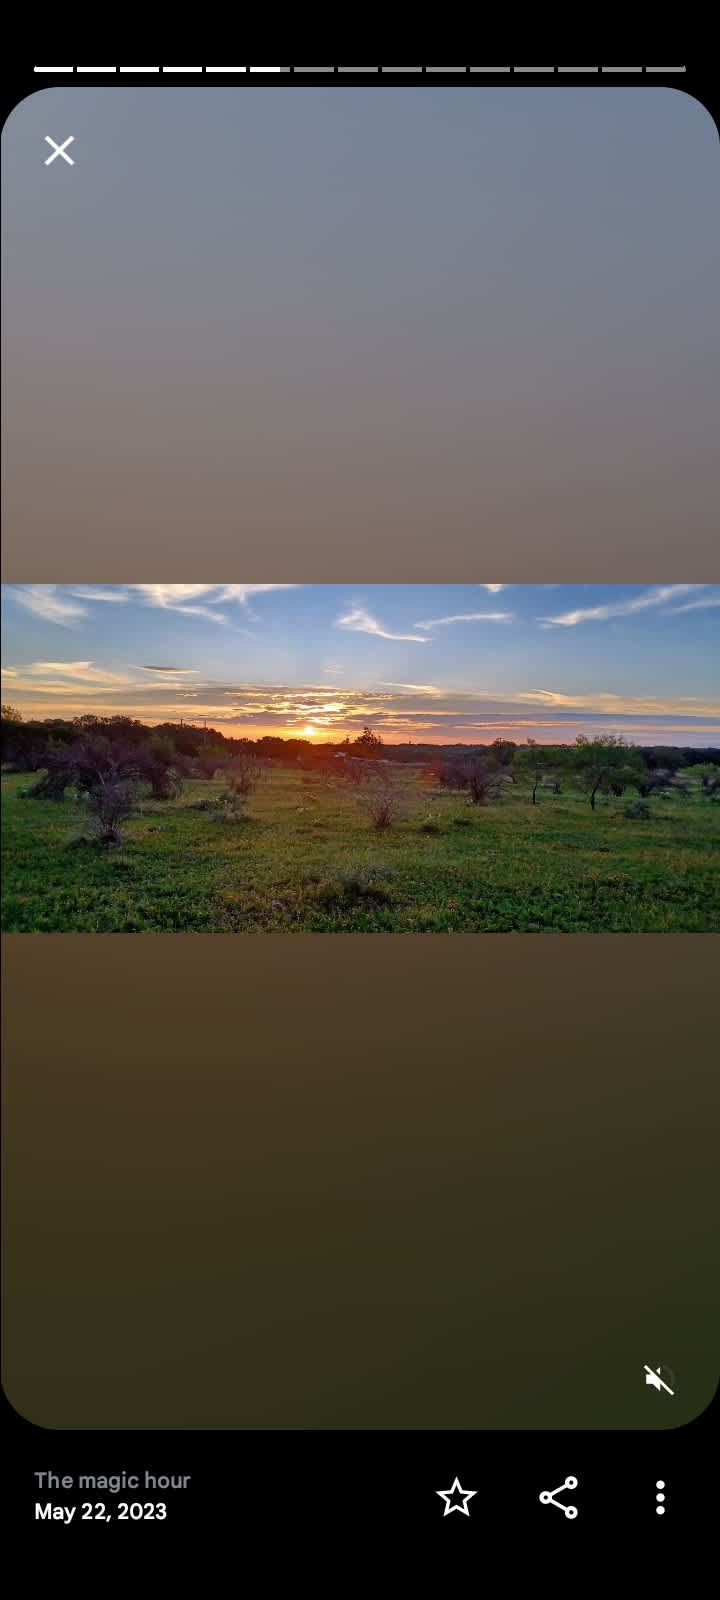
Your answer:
[362,785,402,830]
[571,737,644,810]
[351,727,384,758]
[228,754,264,797]
[466,767,501,805]
[209,789,251,824]
[318,862,394,909]
[20,741,80,801]
[84,775,140,844]
[34,734,147,800]
[142,761,183,800]
[22,766,69,802]
[193,745,229,779]
[637,773,668,798]
[23,732,185,806]
[437,757,502,804]
[623,800,652,820]
[436,759,469,791]
[342,756,380,787]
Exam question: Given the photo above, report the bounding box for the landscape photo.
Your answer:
[2,582,718,933]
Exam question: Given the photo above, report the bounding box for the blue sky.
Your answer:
[2,584,718,743]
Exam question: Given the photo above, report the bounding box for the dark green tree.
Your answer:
[572,736,643,810]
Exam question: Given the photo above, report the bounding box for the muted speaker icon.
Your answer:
[644,1364,675,1396]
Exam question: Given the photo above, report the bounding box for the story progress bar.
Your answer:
[33,66,688,76]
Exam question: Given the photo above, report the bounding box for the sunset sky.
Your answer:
[2,583,718,744]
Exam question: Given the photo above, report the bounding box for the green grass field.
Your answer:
[2,766,718,932]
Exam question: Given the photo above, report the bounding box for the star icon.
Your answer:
[436,1477,477,1517]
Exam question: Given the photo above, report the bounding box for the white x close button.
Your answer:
[44,135,75,166]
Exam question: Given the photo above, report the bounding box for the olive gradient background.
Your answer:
[2,84,718,1431]
[3,937,718,1430]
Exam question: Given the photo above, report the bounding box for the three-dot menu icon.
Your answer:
[656,1481,667,1516]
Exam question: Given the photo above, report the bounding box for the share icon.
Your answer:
[539,1476,579,1519]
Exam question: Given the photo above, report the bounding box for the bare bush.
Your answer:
[437,757,503,805]
[228,754,264,797]
[361,785,402,831]
[84,775,139,844]
[343,756,380,788]
[465,765,503,805]
[209,789,251,824]
[436,759,470,791]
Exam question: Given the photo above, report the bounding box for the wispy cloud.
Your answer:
[664,593,720,615]
[155,604,228,622]
[414,612,513,629]
[130,585,228,623]
[336,607,429,643]
[128,583,296,624]
[25,660,136,687]
[6,583,298,624]
[70,587,130,604]
[522,688,720,716]
[539,585,703,627]
[131,585,216,605]
[381,682,445,697]
[482,585,505,593]
[213,585,298,605]
[140,665,196,674]
[11,586,87,627]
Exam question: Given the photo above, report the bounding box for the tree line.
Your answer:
[1,709,719,827]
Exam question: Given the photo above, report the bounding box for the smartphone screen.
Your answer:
[1,63,718,1551]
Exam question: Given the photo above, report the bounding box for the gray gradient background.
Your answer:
[2,86,718,1429]
[2,87,719,579]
